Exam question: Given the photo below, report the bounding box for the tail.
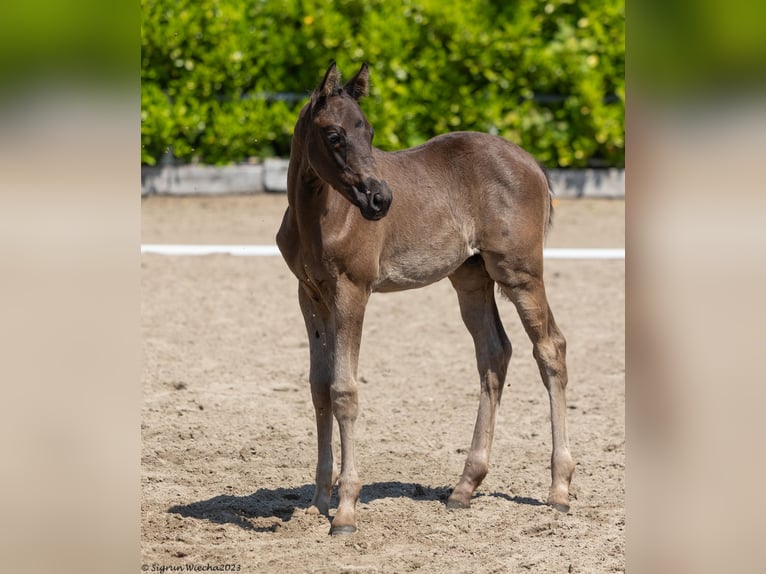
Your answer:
[538,162,554,237]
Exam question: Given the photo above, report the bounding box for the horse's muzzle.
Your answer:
[353,179,392,221]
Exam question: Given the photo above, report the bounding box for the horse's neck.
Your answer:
[288,160,352,234]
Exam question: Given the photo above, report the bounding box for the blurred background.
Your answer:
[140,0,624,169]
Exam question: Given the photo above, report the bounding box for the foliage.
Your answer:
[141,0,624,167]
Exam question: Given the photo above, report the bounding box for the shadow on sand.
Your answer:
[168,482,543,531]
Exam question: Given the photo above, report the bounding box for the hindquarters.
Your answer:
[459,134,552,268]
[472,139,559,389]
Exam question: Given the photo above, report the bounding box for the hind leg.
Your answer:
[489,258,575,511]
[446,257,512,509]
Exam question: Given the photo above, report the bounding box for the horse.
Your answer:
[276,63,574,535]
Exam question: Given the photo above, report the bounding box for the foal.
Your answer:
[276,63,574,535]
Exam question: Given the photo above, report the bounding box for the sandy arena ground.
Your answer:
[141,195,624,573]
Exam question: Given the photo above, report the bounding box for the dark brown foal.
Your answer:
[277,63,574,534]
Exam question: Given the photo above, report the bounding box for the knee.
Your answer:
[330,384,359,419]
[480,332,512,371]
[487,342,511,368]
[311,380,331,399]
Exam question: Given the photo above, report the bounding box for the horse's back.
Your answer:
[378,131,551,252]
[390,131,541,172]
[382,131,547,204]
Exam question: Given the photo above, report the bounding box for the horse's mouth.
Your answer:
[360,205,387,220]
[351,181,391,220]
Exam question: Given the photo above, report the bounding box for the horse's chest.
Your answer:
[279,229,375,295]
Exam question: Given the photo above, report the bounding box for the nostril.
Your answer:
[370,192,383,211]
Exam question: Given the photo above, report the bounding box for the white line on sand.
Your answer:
[141,244,624,259]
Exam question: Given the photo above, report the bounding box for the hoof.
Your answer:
[446,496,471,510]
[330,524,357,536]
[547,486,571,513]
[546,498,570,513]
[306,504,329,516]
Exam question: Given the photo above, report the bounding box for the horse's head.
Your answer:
[302,63,392,221]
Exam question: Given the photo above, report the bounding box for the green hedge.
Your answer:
[142,0,624,167]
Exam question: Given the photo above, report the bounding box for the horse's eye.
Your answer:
[326,132,342,146]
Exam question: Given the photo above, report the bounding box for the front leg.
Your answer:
[299,284,336,516]
[327,276,369,535]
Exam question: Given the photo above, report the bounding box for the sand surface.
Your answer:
[141,195,624,572]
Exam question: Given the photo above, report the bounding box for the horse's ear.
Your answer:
[315,62,341,100]
[343,63,369,100]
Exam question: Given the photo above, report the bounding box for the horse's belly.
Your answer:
[372,249,474,293]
